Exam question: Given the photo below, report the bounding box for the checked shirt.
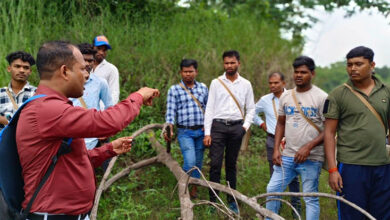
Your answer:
[0,82,36,128]
[166,80,208,126]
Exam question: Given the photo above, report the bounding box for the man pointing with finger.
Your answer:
[15,41,159,219]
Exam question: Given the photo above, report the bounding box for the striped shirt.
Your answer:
[165,80,208,126]
[0,82,36,128]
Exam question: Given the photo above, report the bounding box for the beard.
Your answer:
[225,68,238,76]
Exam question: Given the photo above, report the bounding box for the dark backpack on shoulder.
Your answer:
[0,95,72,220]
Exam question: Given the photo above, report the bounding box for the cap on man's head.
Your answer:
[93,35,112,50]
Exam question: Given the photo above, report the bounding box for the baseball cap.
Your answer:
[93,35,112,50]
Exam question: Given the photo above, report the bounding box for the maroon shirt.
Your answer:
[16,85,143,214]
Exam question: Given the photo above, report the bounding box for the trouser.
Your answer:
[337,163,390,220]
[266,135,301,212]
[97,138,111,171]
[266,156,322,220]
[209,120,245,203]
[177,128,205,178]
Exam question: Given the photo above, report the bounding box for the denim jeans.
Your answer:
[177,128,205,178]
[266,156,322,220]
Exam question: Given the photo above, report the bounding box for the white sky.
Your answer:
[303,8,390,67]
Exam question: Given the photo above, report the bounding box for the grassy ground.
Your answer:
[97,127,337,219]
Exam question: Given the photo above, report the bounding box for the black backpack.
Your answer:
[0,95,72,220]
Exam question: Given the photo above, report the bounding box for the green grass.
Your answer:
[98,127,337,219]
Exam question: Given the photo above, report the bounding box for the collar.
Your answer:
[85,73,97,84]
[36,84,72,104]
[7,81,33,94]
[221,72,241,83]
[180,80,199,89]
[272,88,286,100]
[346,75,384,95]
[94,59,107,71]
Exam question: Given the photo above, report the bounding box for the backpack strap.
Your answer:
[343,83,386,131]
[78,97,88,109]
[5,89,18,110]
[20,138,72,218]
[291,89,321,133]
[217,78,245,119]
[179,83,204,114]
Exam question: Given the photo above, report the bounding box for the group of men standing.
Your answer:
[0,39,389,219]
[165,46,390,220]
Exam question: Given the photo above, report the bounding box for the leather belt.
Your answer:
[213,119,243,126]
[267,133,275,138]
[177,125,203,130]
[27,213,89,220]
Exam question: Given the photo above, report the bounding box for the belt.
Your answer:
[213,119,243,126]
[267,133,275,138]
[27,213,89,220]
[177,125,203,130]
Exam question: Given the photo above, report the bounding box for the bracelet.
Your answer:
[328,167,338,173]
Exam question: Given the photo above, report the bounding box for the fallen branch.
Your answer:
[260,198,301,220]
[90,124,164,220]
[254,192,375,220]
[103,156,158,191]
[189,178,283,220]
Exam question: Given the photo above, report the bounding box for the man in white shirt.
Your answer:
[91,35,120,104]
[203,50,255,213]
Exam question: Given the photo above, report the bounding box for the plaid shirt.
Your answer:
[0,82,36,128]
[166,80,208,126]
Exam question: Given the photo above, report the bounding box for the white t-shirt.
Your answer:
[278,85,328,162]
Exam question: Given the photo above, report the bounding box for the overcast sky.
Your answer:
[303,8,390,67]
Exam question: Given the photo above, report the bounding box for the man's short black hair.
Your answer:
[268,72,285,81]
[346,46,374,62]
[77,43,97,55]
[222,50,240,61]
[6,51,35,66]
[292,56,315,71]
[37,41,76,80]
[180,59,198,70]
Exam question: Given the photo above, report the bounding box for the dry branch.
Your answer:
[91,123,367,220]
[260,198,301,220]
[103,156,158,191]
[90,124,164,220]
[254,192,375,220]
[148,133,284,220]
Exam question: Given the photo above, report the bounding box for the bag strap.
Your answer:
[343,83,386,130]
[291,89,321,133]
[179,83,204,114]
[5,89,18,110]
[217,78,245,119]
[20,138,73,218]
[78,97,88,109]
[272,97,278,118]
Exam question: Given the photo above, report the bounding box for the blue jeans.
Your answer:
[177,128,205,179]
[266,156,322,220]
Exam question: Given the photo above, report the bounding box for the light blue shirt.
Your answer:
[253,91,283,135]
[70,74,113,149]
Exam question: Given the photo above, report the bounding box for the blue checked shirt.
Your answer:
[166,80,208,126]
[0,82,36,129]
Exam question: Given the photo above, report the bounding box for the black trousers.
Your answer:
[209,121,245,203]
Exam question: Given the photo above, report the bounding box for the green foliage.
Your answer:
[188,0,390,44]
[315,61,349,92]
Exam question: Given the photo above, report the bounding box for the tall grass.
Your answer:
[0,0,298,106]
